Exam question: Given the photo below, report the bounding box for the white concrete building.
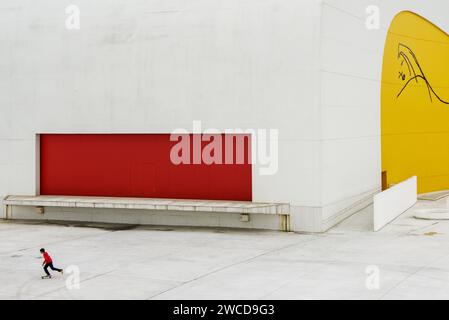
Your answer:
[1,0,448,232]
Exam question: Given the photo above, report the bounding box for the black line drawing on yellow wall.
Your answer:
[397,43,449,104]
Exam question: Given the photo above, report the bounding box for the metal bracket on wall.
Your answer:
[279,214,290,232]
[5,205,11,220]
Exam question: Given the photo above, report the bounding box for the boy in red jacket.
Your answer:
[40,248,63,278]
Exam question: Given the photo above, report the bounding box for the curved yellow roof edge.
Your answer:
[391,10,449,37]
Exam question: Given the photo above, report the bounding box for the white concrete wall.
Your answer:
[0,0,322,229]
[373,176,417,231]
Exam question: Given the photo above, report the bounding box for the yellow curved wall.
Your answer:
[381,11,449,193]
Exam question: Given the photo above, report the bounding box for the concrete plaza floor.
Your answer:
[2,199,449,300]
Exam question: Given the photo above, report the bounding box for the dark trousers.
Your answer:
[44,262,62,276]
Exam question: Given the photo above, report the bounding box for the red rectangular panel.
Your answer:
[40,134,252,201]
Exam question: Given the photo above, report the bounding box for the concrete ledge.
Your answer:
[3,195,291,231]
[3,195,290,215]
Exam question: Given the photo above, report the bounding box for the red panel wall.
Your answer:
[40,134,252,201]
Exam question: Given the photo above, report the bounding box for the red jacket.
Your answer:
[43,252,53,264]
